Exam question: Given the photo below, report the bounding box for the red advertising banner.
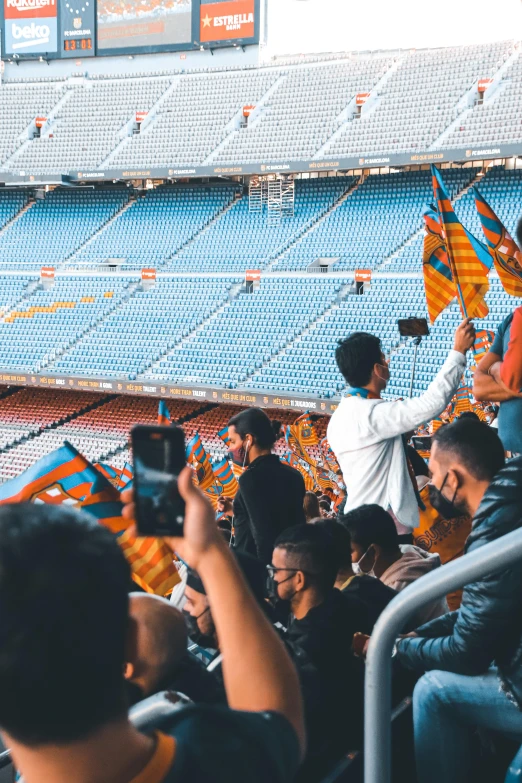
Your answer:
[40,266,55,279]
[4,0,56,19]
[478,79,493,92]
[135,111,148,124]
[35,116,47,128]
[356,92,370,106]
[200,0,255,43]
[355,269,372,282]
[246,269,261,281]
[243,104,256,117]
[141,268,156,280]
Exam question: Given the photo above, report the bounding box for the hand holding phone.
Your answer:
[122,466,223,571]
[132,424,186,537]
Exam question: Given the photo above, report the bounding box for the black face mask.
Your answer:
[266,572,296,613]
[183,607,216,650]
[428,473,462,520]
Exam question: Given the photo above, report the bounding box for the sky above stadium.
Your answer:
[267,0,522,55]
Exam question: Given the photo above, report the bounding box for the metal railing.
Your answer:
[365,526,522,783]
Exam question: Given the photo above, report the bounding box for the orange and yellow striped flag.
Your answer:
[432,166,492,319]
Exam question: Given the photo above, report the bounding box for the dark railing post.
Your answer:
[365,527,522,783]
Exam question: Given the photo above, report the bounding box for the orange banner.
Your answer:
[200,0,255,42]
[356,92,370,106]
[355,269,372,282]
[246,269,261,281]
[478,78,493,92]
[135,111,148,124]
[141,268,156,280]
[35,117,47,128]
[41,266,55,279]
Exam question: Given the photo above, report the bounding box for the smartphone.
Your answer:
[398,317,430,337]
[412,436,432,452]
[131,424,186,536]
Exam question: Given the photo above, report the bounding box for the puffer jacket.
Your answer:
[396,457,522,708]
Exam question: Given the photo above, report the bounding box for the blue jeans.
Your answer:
[413,668,522,783]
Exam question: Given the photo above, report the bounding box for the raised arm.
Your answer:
[366,319,473,439]
[122,473,305,759]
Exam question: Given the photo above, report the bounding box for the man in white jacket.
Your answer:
[327,318,475,533]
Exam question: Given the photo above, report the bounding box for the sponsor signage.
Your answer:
[0,370,338,414]
[135,111,148,124]
[200,0,256,43]
[40,266,55,278]
[242,104,255,117]
[3,0,57,54]
[35,116,47,128]
[356,92,370,106]
[245,269,261,281]
[141,268,156,280]
[478,78,493,92]
[2,143,520,188]
[355,269,372,282]
[60,0,95,58]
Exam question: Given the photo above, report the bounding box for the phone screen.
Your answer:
[132,425,186,536]
[397,318,430,337]
[412,436,432,452]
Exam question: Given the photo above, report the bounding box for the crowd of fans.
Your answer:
[0,304,521,783]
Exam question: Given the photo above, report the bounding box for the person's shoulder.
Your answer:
[499,312,515,335]
[162,705,300,783]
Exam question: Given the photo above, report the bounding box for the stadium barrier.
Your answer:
[364,526,522,783]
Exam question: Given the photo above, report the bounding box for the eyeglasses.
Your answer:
[266,565,320,578]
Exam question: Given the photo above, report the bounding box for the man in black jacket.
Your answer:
[228,408,305,564]
[395,419,522,783]
[269,524,369,780]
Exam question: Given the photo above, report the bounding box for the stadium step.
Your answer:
[313,51,409,160]
[0,198,36,242]
[0,392,114,459]
[1,86,77,171]
[266,176,364,271]
[63,194,138,269]
[167,189,242,268]
[242,282,354,390]
[429,43,521,151]
[100,76,183,169]
[376,169,486,272]
[201,72,289,166]
[42,282,141,371]
[1,277,42,323]
[141,281,244,380]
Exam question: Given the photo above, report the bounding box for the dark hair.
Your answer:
[342,504,399,553]
[516,214,522,250]
[274,524,340,592]
[457,411,480,422]
[303,491,321,522]
[335,332,383,387]
[0,504,131,745]
[312,519,352,569]
[319,500,331,512]
[228,407,282,450]
[433,419,505,482]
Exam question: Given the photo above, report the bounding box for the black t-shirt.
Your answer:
[160,705,300,782]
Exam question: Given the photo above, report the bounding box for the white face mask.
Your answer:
[353,545,376,578]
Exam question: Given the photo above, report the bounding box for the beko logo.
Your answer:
[11,21,50,48]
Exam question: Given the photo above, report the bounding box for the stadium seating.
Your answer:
[143,277,342,388]
[0,41,519,173]
[69,185,238,269]
[52,278,236,378]
[0,276,131,372]
[168,177,354,272]
[275,168,475,271]
[9,77,171,174]
[0,188,131,269]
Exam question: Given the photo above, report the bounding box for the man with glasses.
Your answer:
[268,524,369,781]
